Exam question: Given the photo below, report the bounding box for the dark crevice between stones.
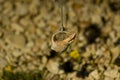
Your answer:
[88,54,94,61]
[102,36,109,43]
[114,38,120,46]
[101,16,107,25]
[114,54,120,66]
[84,24,101,44]
[109,2,120,12]
[59,60,74,73]
[76,63,92,78]
[47,49,58,59]
[79,46,86,53]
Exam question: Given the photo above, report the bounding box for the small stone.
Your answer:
[41,56,47,64]
[104,69,118,78]
[109,31,116,42]
[40,42,47,51]
[12,50,22,58]
[27,63,36,71]
[67,72,77,79]
[46,60,59,74]
[11,15,19,22]
[32,45,40,53]
[26,41,34,48]
[0,58,7,68]
[3,1,13,14]
[96,49,103,57]
[19,17,30,27]
[89,70,99,80]
[6,34,26,48]
[110,46,120,63]
[37,20,46,28]
[28,4,38,16]
[91,15,102,24]
[11,23,24,33]
[20,65,28,72]
[16,3,28,16]
[36,28,42,36]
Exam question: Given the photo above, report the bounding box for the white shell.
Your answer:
[51,31,76,53]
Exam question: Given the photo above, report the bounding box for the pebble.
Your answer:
[28,4,38,16]
[26,41,34,48]
[40,42,48,51]
[12,50,23,58]
[46,60,59,74]
[11,15,19,22]
[67,72,77,79]
[36,20,46,28]
[20,65,28,72]
[0,58,7,68]
[41,56,47,64]
[19,17,31,27]
[96,49,103,57]
[5,34,26,48]
[110,46,120,63]
[104,69,119,79]
[11,23,24,33]
[15,3,28,16]
[27,63,36,71]
[3,1,13,14]
[89,70,99,80]
[91,14,102,25]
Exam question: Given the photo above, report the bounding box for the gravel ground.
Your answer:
[0,0,120,80]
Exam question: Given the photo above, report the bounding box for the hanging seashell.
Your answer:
[51,31,76,53]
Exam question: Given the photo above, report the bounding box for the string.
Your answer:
[59,1,64,31]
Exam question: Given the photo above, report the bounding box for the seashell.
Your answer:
[51,31,76,53]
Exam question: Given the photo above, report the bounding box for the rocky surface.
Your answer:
[0,0,120,80]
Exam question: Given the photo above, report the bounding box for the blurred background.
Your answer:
[0,0,120,80]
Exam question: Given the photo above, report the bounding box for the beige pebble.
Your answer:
[67,72,77,79]
[20,65,28,72]
[28,4,38,16]
[89,70,99,80]
[11,23,24,33]
[46,60,59,74]
[41,56,47,64]
[33,15,42,24]
[110,46,120,63]
[91,14,102,24]
[37,20,46,28]
[104,69,119,79]
[104,77,114,80]
[6,34,26,48]
[0,58,7,68]
[3,1,13,14]
[19,17,30,27]
[27,63,36,71]
[12,50,22,58]
[11,15,19,22]
[15,3,28,16]
[26,41,34,48]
